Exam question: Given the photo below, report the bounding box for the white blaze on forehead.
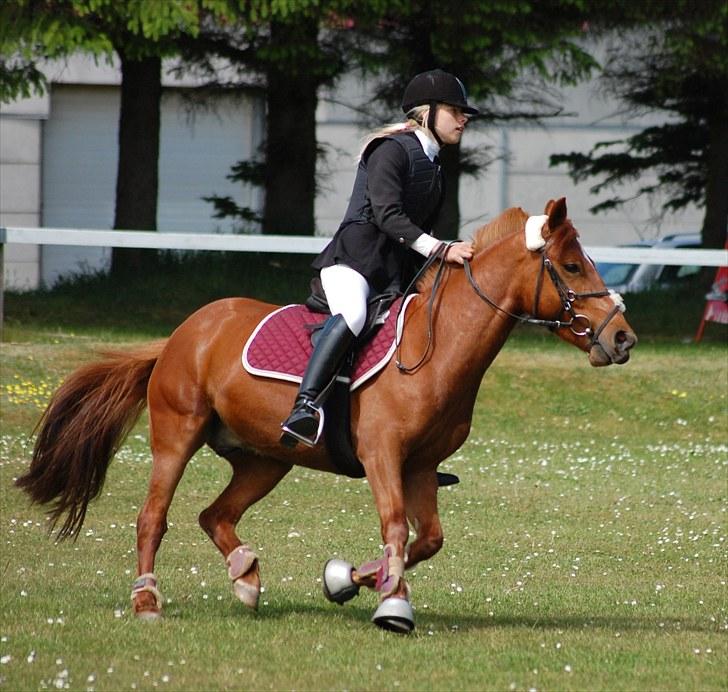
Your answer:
[609,289,626,312]
[525,215,549,251]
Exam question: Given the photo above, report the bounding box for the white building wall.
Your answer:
[0,94,47,289]
[39,84,264,286]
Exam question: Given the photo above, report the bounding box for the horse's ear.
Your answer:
[545,197,567,230]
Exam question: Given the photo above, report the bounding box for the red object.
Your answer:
[695,260,728,342]
[243,297,409,389]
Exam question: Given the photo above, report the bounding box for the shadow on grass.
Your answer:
[154,595,717,636]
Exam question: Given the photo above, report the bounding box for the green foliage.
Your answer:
[550,121,708,214]
[549,2,728,225]
[201,194,263,228]
[348,0,600,121]
[0,0,235,103]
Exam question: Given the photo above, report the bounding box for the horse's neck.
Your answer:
[433,232,528,377]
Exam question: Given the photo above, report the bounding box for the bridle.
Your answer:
[396,241,625,372]
[465,250,625,346]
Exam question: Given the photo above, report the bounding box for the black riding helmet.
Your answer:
[401,69,478,145]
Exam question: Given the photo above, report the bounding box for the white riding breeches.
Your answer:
[320,264,371,336]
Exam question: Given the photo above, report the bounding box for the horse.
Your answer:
[16,197,637,633]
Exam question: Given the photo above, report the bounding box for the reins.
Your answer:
[395,241,456,373]
[396,240,624,372]
[465,251,623,346]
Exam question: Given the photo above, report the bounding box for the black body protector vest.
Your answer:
[338,131,442,233]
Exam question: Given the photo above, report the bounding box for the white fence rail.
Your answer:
[1,227,726,335]
[2,227,726,265]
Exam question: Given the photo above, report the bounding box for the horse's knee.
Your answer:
[428,532,444,557]
[419,532,443,560]
[407,530,443,566]
[198,507,216,539]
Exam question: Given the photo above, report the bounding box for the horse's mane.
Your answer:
[417,207,529,293]
[471,207,530,253]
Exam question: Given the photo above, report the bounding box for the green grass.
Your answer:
[0,256,726,690]
[1,329,726,690]
[2,251,316,340]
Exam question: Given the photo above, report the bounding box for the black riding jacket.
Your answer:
[312,131,443,292]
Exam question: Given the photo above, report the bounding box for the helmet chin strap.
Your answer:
[427,101,443,146]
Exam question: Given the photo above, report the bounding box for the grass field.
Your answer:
[1,316,726,690]
[1,257,727,690]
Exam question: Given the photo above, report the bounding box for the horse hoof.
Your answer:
[322,558,360,605]
[371,597,415,634]
[233,578,260,610]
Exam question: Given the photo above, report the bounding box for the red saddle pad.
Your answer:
[243,296,413,390]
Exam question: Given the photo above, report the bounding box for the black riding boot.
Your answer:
[280,314,355,448]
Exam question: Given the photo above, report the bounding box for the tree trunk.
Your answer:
[111,53,162,275]
[434,141,461,240]
[262,19,318,236]
[701,112,728,250]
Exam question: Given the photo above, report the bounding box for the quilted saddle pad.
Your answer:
[243,295,414,391]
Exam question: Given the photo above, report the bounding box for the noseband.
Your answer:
[463,251,623,347]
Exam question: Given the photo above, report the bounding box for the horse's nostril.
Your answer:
[615,330,636,350]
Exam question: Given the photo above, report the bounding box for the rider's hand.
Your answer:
[444,241,474,265]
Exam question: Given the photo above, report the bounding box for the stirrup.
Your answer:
[280,401,324,448]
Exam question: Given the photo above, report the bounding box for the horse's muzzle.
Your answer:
[589,328,637,366]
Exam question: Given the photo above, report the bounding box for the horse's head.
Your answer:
[525,197,637,366]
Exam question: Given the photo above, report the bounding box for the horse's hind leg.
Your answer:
[198,451,291,609]
[403,470,443,569]
[133,407,209,620]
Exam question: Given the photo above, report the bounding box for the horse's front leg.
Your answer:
[354,453,415,632]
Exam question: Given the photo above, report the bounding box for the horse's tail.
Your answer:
[15,340,167,540]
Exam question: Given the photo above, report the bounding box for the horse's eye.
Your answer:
[563,263,580,274]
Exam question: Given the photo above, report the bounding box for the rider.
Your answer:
[280,69,479,448]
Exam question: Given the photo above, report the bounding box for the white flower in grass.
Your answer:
[1,655,11,664]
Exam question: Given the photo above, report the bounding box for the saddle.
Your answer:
[242,281,459,486]
[244,284,404,478]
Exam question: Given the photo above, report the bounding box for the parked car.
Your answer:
[595,233,702,293]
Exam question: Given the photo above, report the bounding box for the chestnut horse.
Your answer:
[17,198,636,633]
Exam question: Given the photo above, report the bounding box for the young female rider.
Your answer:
[280,69,479,447]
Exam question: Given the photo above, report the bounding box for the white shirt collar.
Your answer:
[414,129,440,162]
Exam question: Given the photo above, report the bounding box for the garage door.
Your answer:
[41,84,263,286]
